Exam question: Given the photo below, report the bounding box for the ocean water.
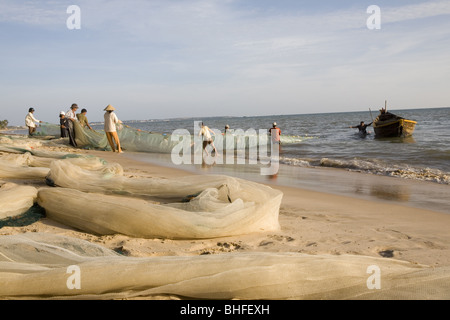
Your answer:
[112,107,450,185]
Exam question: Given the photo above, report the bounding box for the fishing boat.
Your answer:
[372,101,417,138]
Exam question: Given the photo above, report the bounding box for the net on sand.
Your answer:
[0,183,38,220]
[0,158,49,180]
[1,136,282,239]
[40,158,282,239]
[1,233,449,300]
[0,141,112,180]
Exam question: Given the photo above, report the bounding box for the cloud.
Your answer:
[382,0,450,24]
[0,0,66,26]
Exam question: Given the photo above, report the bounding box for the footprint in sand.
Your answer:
[267,235,295,242]
[376,228,412,240]
[200,242,242,255]
[259,235,295,247]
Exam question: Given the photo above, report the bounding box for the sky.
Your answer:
[1,0,449,126]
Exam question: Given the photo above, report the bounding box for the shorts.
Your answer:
[203,140,212,149]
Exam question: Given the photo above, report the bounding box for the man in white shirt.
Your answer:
[25,107,42,136]
[65,104,79,147]
[199,122,217,156]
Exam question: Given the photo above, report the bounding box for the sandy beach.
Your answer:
[1,138,450,299]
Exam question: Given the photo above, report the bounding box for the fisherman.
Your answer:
[223,124,231,135]
[77,108,93,130]
[25,107,42,136]
[59,111,68,138]
[199,122,217,156]
[65,104,78,147]
[104,104,123,153]
[268,122,281,144]
[350,121,373,135]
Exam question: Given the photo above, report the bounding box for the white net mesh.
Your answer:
[1,233,448,300]
[40,157,282,239]
[37,122,310,154]
[0,183,38,219]
[0,158,49,180]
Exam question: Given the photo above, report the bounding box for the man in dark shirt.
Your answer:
[350,121,372,135]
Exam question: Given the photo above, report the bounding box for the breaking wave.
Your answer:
[280,156,450,185]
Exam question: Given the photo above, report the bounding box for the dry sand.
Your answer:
[2,145,449,270]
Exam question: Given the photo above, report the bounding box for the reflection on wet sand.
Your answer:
[370,184,411,202]
[126,152,450,214]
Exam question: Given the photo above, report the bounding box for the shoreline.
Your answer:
[121,150,450,215]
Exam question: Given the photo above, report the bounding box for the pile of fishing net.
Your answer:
[40,157,283,239]
[0,142,104,180]
[0,134,283,239]
[0,157,49,180]
[0,183,38,220]
[1,233,449,300]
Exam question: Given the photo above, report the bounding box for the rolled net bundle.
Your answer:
[72,157,122,175]
[0,144,114,180]
[0,134,72,160]
[0,152,55,168]
[37,177,282,239]
[0,183,38,219]
[0,158,49,180]
[39,157,282,239]
[0,136,44,155]
[1,233,448,300]
[48,158,240,197]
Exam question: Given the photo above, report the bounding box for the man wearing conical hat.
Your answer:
[104,105,123,153]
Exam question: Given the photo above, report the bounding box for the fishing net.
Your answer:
[1,233,449,300]
[0,139,113,180]
[40,157,282,239]
[0,135,44,152]
[37,122,309,155]
[0,152,55,168]
[0,132,283,239]
[0,158,49,180]
[38,122,179,153]
[0,183,38,219]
